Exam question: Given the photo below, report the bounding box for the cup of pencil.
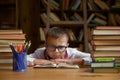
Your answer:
[9,41,30,72]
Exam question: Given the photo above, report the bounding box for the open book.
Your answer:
[34,63,80,69]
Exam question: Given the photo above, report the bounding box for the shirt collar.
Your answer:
[44,49,68,60]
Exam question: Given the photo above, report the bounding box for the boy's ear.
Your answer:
[44,41,47,46]
[67,43,69,46]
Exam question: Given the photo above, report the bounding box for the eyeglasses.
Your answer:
[46,44,67,53]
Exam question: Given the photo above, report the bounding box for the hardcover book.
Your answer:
[91,58,115,68]
[92,35,120,40]
[92,51,120,58]
[91,40,120,46]
[93,29,120,35]
[93,45,120,51]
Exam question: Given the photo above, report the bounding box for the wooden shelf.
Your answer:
[39,0,88,52]
[49,21,85,26]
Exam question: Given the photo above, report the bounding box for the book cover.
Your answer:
[91,57,116,68]
[50,0,60,10]
[95,13,107,20]
[0,39,25,44]
[0,61,12,69]
[0,58,12,64]
[49,12,60,21]
[87,13,95,23]
[0,30,23,35]
[91,40,120,46]
[91,62,115,68]
[92,35,120,40]
[39,27,46,41]
[93,45,120,51]
[62,0,69,10]
[93,57,115,62]
[66,29,77,41]
[0,47,12,52]
[0,34,26,40]
[92,29,120,35]
[94,0,110,10]
[88,0,97,10]
[74,12,83,21]
[0,52,12,59]
[40,13,47,24]
[94,17,107,25]
[109,13,116,25]
[90,20,103,25]
[95,26,120,30]
[71,0,82,10]
[92,51,120,58]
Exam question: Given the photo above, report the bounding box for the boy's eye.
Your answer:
[57,46,66,49]
[46,44,67,53]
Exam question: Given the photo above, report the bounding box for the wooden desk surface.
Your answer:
[0,67,120,80]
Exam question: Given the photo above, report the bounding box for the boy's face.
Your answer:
[46,35,69,59]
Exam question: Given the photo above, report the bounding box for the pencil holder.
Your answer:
[9,45,27,72]
[13,51,27,72]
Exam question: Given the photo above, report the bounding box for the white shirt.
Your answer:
[27,47,92,65]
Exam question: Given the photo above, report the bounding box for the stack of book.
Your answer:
[91,58,119,73]
[0,30,26,69]
[90,26,120,73]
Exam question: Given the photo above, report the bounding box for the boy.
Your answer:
[27,27,92,66]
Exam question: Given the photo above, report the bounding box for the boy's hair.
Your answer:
[46,27,69,41]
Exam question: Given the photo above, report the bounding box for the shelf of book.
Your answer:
[87,0,120,27]
[17,0,119,53]
[39,0,89,52]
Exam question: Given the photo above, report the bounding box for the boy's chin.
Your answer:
[52,56,61,59]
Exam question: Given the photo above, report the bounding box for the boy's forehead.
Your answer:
[47,35,68,40]
[46,36,68,45]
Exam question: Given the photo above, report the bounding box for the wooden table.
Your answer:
[0,67,120,80]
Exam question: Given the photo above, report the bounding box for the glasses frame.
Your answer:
[46,44,67,53]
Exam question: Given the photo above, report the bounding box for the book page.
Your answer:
[34,63,57,68]
[57,63,80,69]
[34,63,80,69]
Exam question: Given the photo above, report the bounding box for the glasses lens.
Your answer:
[46,45,67,53]
[46,45,55,51]
[57,46,66,52]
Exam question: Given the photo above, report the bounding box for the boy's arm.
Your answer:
[33,59,55,65]
[52,58,84,65]
[27,48,55,66]
[27,54,55,66]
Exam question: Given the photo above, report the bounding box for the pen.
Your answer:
[24,41,30,52]
[9,45,16,53]
[22,44,24,52]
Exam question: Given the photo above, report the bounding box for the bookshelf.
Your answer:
[87,0,120,52]
[87,0,120,27]
[0,0,19,29]
[39,0,89,52]
[13,0,119,53]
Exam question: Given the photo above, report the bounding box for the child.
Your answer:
[27,27,92,66]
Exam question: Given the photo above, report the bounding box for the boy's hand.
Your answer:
[51,59,72,64]
[52,58,84,65]
[33,59,55,65]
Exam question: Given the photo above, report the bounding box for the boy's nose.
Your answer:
[54,48,59,52]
